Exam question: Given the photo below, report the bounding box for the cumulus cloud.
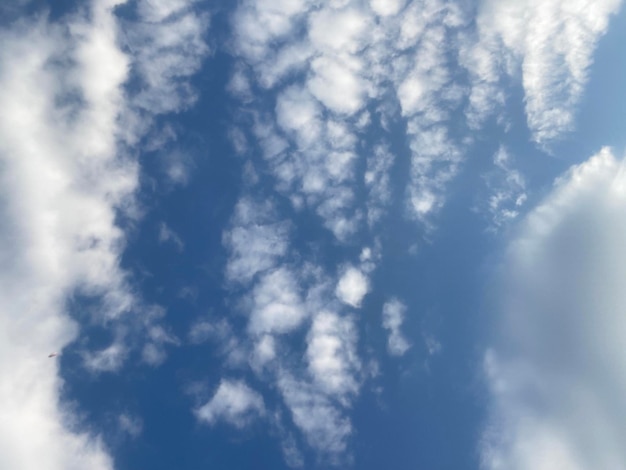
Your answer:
[482,148,626,469]
[464,0,622,145]
[336,265,370,308]
[196,379,266,428]
[382,299,411,356]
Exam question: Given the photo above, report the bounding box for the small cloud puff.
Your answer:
[335,265,369,308]
[118,413,143,438]
[382,298,411,356]
[196,379,266,429]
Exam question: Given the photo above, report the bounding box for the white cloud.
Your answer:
[382,298,411,356]
[306,311,360,398]
[336,265,369,308]
[126,1,210,115]
[275,86,322,147]
[118,413,143,438]
[248,268,306,335]
[308,55,368,115]
[278,373,353,458]
[142,325,180,366]
[0,3,131,467]
[308,8,369,53]
[365,145,395,226]
[480,146,527,231]
[159,222,184,251]
[465,0,623,145]
[223,197,290,285]
[0,0,210,465]
[197,379,266,428]
[482,148,626,469]
[83,340,128,372]
[250,334,277,371]
[231,0,311,62]
[369,0,406,17]
[188,319,247,366]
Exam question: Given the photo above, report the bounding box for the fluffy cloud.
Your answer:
[248,267,306,335]
[382,298,411,356]
[278,373,353,457]
[223,198,290,285]
[482,148,626,469]
[306,311,360,398]
[197,379,266,428]
[336,265,370,308]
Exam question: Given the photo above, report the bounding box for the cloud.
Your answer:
[336,265,370,308]
[0,0,210,466]
[382,298,411,356]
[142,325,180,366]
[159,222,184,251]
[248,268,307,335]
[365,144,395,226]
[196,379,266,429]
[223,197,291,285]
[188,318,248,367]
[369,0,406,17]
[0,3,132,468]
[278,373,353,458]
[306,311,360,398]
[481,148,626,469]
[125,0,210,115]
[118,413,143,438]
[464,0,622,145]
[479,146,527,231]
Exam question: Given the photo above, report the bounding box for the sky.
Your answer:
[1,0,626,469]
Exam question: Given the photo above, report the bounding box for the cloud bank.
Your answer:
[482,148,626,469]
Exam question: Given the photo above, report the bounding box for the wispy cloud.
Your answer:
[382,298,411,356]
[482,148,626,469]
[478,146,527,231]
[463,0,623,145]
[159,222,184,251]
[119,413,143,438]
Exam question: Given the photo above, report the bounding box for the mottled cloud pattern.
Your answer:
[196,0,624,465]
[1,0,622,468]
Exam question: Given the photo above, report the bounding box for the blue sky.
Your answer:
[1,0,626,469]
